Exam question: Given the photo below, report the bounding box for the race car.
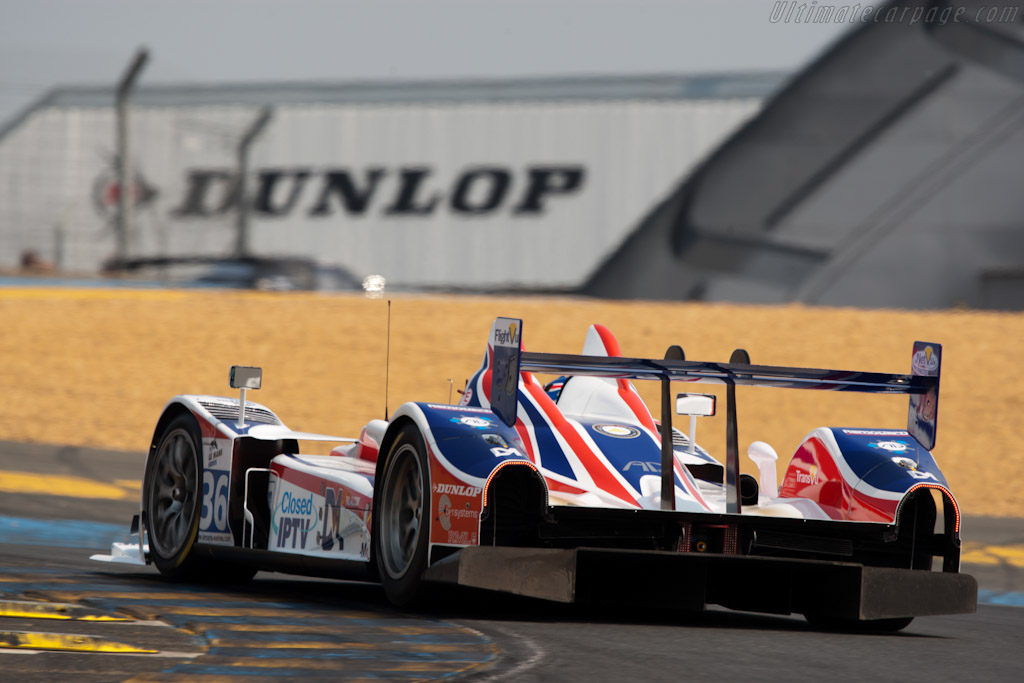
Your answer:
[94,317,976,630]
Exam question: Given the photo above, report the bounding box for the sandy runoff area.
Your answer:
[0,288,1020,517]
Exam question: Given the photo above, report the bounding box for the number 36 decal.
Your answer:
[201,471,229,532]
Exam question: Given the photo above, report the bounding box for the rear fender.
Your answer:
[779,427,954,524]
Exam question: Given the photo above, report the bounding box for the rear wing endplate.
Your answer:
[907,342,941,451]
[489,317,522,428]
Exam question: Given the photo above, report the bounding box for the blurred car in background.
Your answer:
[103,255,361,292]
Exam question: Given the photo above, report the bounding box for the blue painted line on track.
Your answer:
[84,597,309,608]
[978,590,1024,607]
[158,614,367,627]
[0,514,125,549]
[207,647,492,661]
[166,665,436,678]
[0,565,73,574]
[0,582,167,594]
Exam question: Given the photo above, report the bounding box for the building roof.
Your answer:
[1,71,786,140]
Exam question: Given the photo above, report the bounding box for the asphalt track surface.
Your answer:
[1,442,1022,682]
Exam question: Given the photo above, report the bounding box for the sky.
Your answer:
[0,0,859,126]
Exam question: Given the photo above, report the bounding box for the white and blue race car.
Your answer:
[94,317,976,630]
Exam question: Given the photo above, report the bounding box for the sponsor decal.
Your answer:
[279,490,315,516]
[869,439,911,453]
[319,486,370,556]
[842,429,909,436]
[430,461,482,548]
[624,460,660,473]
[593,424,641,439]
[889,456,937,481]
[198,531,233,544]
[427,404,489,412]
[91,159,159,219]
[912,345,939,376]
[490,446,522,458]
[446,530,474,544]
[438,494,453,531]
[433,483,483,497]
[452,415,494,429]
[205,438,224,468]
[273,490,318,550]
[436,494,480,534]
[276,516,317,549]
[796,465,818,485]
[493,320,520,347]
[198,424,232,543]
[170,165,586,219]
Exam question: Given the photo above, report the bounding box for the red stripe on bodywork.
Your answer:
[481,345,493,404]
[524,380,638,506]
[514,419,537,464]
[270,459,372,511]
[620,388,659,437]
[593,324,622,356]
[849,489,899,523]
[779,436,849,519]
[672,459,712,511]
[593,324,660,438]
[546,478,589,496]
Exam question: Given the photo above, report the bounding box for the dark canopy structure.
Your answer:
[585,0,1024,309]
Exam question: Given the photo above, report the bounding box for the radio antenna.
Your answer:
[385,299,391,420]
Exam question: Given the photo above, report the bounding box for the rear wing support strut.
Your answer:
[488,317,940,513]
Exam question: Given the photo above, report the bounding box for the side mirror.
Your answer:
[230,366,262,390]
[676,393,716,417]
[229,365,262,429]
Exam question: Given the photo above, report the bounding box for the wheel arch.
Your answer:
[144,401,202,521]
[149,401,197,457]
[374,415,422,491]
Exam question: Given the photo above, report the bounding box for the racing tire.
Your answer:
[144,415,205,578]
[804,614,914,633]
[145,414,257,583]
[374,424,431,607]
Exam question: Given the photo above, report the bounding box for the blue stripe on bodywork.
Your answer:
[830,428,948,489]
[516,394,575,479]
[578,420,662,493]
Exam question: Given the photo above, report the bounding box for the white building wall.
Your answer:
[0,97,760,288]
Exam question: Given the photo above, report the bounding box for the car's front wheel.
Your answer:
[374,424,431,606]
[145,415,204,578]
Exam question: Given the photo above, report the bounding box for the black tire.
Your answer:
[145,414,257,583]
[144,415,204,578]
[805,613,914,633]
[374,424,431,607]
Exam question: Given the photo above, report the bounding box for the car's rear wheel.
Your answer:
[145,415,203,578]
[374,424,431,606]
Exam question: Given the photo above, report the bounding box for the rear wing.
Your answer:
[488,318,941,513]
